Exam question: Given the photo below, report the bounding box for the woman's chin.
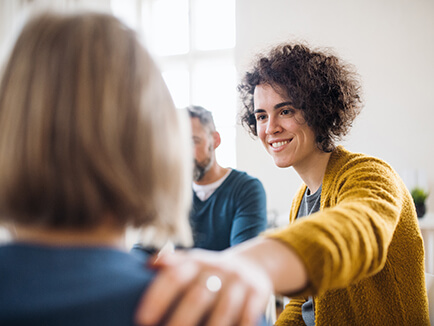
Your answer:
[273,159,292,168]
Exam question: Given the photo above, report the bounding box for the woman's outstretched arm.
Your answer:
[135,237,308,326]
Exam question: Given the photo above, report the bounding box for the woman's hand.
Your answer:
[134,248,273,326]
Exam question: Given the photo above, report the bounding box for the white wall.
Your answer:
[235,0,434,222]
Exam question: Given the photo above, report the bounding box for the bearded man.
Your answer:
[187,105,268,250]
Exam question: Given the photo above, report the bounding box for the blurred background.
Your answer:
[1,0,433,227]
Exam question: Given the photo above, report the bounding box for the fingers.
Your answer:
[164,272,252,326]
[206,278,247,326]
[206,269,270,326]
[239,287,270,326]
[165,275,218,326]
[134,255,198,325]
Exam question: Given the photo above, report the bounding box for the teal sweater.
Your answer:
[267,146,429,325]
[190,169,267,250]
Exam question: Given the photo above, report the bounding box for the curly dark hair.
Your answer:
[238,42,363,152]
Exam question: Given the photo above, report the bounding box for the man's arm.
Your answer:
[231,178,268,246]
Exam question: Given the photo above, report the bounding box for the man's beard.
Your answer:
[193,156,214,182]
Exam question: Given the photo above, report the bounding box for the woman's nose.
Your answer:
[266,117,282,134]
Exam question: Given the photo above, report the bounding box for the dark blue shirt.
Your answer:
[0,244,154,326]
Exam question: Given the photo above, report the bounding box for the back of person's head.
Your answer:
[0,11,191,245]
[238,42,363,152]
[186,105,216,135]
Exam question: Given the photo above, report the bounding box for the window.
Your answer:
[111,0,237,168]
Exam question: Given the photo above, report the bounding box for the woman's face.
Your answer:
[253,83,319,170]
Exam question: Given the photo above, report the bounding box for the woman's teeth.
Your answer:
[272,140,289,148]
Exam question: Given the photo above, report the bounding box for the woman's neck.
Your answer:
[294,150,332,194]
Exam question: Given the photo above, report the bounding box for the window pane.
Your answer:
[192,61,236,127]
[111,0,138,30]
[192,61,237,167]
[151,0,189,55]
[193,0,235,51]
[162,69,190,109]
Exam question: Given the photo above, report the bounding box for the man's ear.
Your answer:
[212,131,221,149]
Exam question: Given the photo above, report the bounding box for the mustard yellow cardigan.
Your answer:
[266,146,429,325]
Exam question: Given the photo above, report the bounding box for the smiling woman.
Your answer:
[235,41,428,326]
[133,41,429,326]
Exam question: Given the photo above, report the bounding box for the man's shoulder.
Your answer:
[225,169,265,192]
[229,169,260,182]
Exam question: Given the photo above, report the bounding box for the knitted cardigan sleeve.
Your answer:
[265,146,417,297]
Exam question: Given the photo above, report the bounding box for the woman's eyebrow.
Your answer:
[253,101,294,114]
[274,101,294,110]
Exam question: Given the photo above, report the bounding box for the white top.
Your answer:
[192,169,232,201]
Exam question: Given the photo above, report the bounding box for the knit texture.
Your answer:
[267,146,429,325]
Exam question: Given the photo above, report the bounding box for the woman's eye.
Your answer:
[281,108,293,116]
[255,114,267,121]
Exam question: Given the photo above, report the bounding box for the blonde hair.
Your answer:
[0,12,192,246]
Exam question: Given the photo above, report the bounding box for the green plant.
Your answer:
[411,187,429,205]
